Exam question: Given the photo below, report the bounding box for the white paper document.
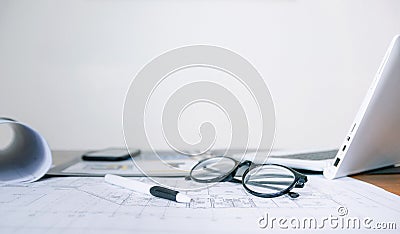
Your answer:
[0,118,52,183]
[0,175,398,233]
[61,158,196,176]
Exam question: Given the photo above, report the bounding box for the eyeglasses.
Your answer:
[189,156,307,198]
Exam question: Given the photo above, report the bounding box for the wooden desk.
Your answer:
[352,174,400,196]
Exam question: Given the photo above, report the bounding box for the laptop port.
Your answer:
[350,123,356,132]
[334,158,341,167]
[342,145,347,151]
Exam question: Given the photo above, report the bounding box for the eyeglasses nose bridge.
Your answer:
[238,160,252,168]
[221,160,252,182]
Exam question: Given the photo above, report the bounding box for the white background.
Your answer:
[1,0,400,151]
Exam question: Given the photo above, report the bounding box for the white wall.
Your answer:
[0,0,399,151]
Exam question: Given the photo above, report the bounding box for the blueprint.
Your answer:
[0,175,399,233]
[0,118,52,183]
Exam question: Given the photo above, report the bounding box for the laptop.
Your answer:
[268,35,400,179]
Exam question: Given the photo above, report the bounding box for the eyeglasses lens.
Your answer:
[191,157,236,181]
[243,165,296,194]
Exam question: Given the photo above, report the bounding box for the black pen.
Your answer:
[105,174,192,203]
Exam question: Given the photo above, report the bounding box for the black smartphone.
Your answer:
[82,148,140,161]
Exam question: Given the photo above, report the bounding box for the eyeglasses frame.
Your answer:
[189,156,308,198]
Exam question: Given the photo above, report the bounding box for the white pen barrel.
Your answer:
[105,174,152,195]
